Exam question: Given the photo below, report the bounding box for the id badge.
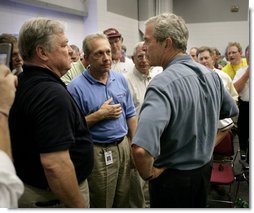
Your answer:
[104,150,113,165]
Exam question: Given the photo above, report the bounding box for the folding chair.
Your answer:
[234,149,249,205]
[209,131,238,207]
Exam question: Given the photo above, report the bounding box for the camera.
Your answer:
[0,43,12,68]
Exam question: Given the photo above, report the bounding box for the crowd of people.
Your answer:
[0,12,248,208]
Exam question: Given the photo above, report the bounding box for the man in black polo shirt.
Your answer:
[9,18,94,208]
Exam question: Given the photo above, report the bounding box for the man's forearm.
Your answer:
[85,111,103,128]
[233,72,249,93]
[131,144,154,179]
[127,116,137,141]
[45,166,85,207]
[131,144,167,180]
[0,114,12,159]
[41,151,86,208]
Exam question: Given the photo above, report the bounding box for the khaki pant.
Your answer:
[88,137,130,208]
[18,179,89,208]
[129,168,147,208]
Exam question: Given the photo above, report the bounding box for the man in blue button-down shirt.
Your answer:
[68,33,137,208]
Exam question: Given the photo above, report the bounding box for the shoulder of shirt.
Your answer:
[242,58,247,64]
[215,68,231,79]
[110,70,126,78]
[124,57,134,62]
[67,71,86,87]
[222,63,230,70]
[232,66,248,80]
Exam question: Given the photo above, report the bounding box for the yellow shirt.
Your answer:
[61,60,85,85]
[222,58,247,80]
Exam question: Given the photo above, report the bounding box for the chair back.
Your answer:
[214,131,234,156]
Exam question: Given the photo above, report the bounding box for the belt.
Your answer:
[93,137,124,147]
[162,161,212,176]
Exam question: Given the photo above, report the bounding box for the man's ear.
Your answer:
[164,37,173,49]
[131,56,135,63]
[83,54,89,62]
[36,46,48,61]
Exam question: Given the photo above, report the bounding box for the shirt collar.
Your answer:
[133,67,151,81]
[82,68,116,85]
[164,55,192,69]
[22,64,66,87]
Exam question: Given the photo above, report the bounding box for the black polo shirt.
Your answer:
[9,65,94,189]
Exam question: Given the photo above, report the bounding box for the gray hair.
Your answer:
[18,18,65,61]
[226,42,242,53]
[70,44,80,54]
[82,33,109,56]
[145,13,189,52]
[132,41,144,56]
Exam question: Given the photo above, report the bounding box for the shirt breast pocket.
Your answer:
[114,92,126,105]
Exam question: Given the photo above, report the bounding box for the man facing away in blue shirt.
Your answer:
[131,13,239,208]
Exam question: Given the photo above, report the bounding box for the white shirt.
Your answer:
[214,68,238,101]
[126,67,153,114]
[61,60,85,85]
[214,68,238,131]
[126,66,163,114]
[0,150,24,208]
[232,66,249,102]
[111,57,134,75]
[150,66,163,78]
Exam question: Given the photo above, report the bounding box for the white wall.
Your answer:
[187,21,249,55]
[95,0,140,56]
[0,0,250,56]
[0,0,140,55]
[0,0,86,49]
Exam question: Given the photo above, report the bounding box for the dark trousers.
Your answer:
[149,162,212,208]
[237,99,249,155]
